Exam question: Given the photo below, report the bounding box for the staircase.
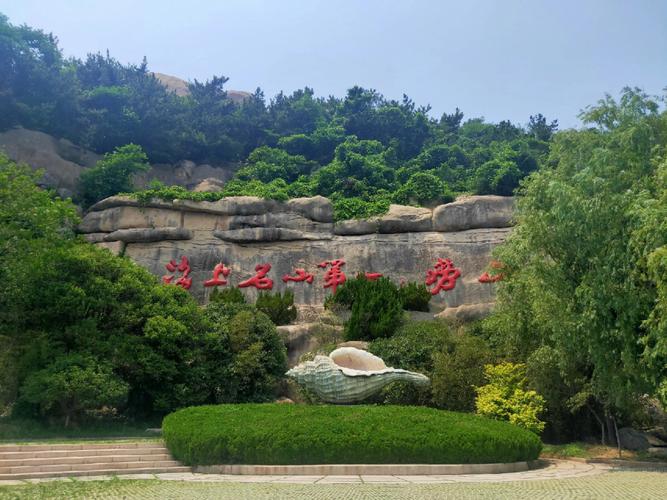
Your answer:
[0,442,190,480]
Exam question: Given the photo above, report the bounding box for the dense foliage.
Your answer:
[78,144,150,207]
[370,321,492,411]
[328,275,404,340]
[0,156,286,423]
[398,282,432,311]
[162,404,542,465]
[255,291,298,326]
[1,13,552,215]
[485,87,667,441]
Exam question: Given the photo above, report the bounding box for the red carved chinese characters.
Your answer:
[239,263,274,290]
[478,260,504,283]
[364,272,383,281]
[425,258,461,295]
[318,259,346,293]
[204,263,231,287]
[162,256,193,290]
[282,268,314,284]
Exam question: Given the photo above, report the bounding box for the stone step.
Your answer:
[0,442,164,453]
[0,459,182,474]
[0,447,168,460]
[0,453,173,467]
[0,465,191,481]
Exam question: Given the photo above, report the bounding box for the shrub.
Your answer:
[209,287,246,305]
[18,355,129,427]
[78,144,150,207]
[330,275,404,340]
[255,290,297,325]
[163,404,542,465]
[203,302,287,403]
[370,321,493,410]
[475,362,546,435]
[431,332,493,412]
[398,282,431,311]
[369,321,450,405]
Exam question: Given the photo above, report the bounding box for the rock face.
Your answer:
[0,127,100,197]
[78,195,514,319]
[433,195,515,232]
[0,128,236,195]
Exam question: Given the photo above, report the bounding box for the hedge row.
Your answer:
[162,404,542,465]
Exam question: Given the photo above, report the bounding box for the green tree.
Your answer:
[19,355,129,427]
[78,143,150,207]
[489,87,667,428]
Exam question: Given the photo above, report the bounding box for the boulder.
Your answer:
[433,196,515,232]
[193,177,225,192]
[334,219,379,235]
[436,302,495,322]
[277,322,342,367]
[227,213,333,234]
[79,206,182,233]
[619,427,667,451]
[174,196,284,216]
[286,196,334,223]
[88,195,174,212]
[375,205,433,233]
[213,227,332,243]
[103,227,192,243]
[0,127,99,193]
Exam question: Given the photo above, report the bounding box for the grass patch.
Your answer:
[0,417,159,444]
[541,442,638,460]
[162,404,542,465]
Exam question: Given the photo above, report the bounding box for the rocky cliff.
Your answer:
[78,194,515,321]
[0,128,236,197]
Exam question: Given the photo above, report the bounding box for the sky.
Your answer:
[1,0,666,128]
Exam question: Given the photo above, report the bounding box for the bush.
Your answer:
[255,290,297,325]
[475,363,546,435]
[78,144,150,207]
[209,287,246,305]
[369,321,450,405]
[330,275,404,340]
[18,355,129,427]
[163,404,542,465]
[203,302,287,402]
[370,321,493,410]
[398,282,431,311]
[431,332,493,411]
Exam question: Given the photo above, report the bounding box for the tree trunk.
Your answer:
[612,415,622,459]
[588,404,605,445]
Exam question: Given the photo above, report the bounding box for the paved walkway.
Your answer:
[2,463,667,499]
[0,459,609,485]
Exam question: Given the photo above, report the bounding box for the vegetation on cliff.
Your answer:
[1,12,552,216]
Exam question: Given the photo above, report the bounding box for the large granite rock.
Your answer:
[78,195,515,315]
[375,204,433,233]
[0,128,236,194]
[433,196,515,232]
[0,127,99,196]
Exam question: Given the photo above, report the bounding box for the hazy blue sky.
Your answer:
[2,0,666,128]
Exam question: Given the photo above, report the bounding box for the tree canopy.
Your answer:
[0,12,553,214]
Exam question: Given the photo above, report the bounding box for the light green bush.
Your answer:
[475,362,546,434]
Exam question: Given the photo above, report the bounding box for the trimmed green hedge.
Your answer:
[162,404,542,465]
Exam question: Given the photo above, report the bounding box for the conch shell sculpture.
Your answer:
[286,347,430,404]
